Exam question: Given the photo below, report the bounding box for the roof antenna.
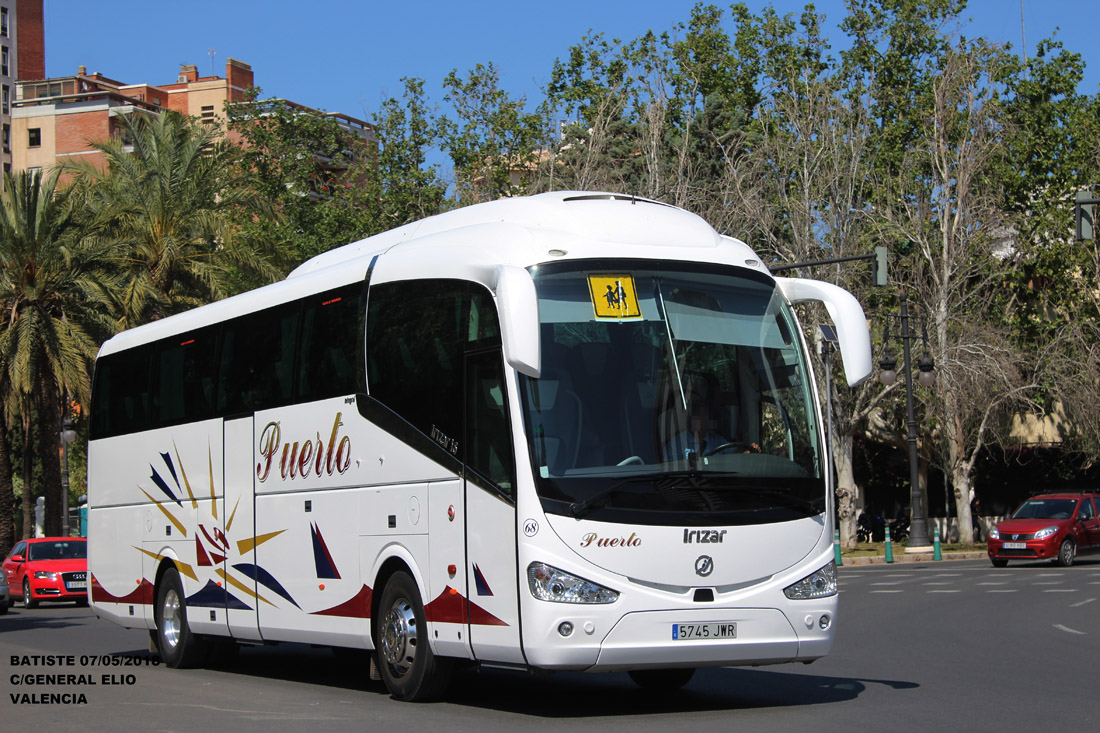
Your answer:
[208,48,216,76]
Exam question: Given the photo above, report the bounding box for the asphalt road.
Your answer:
[3,557,1098,731]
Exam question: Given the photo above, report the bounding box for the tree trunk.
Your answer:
[952,463,975,544]
[834,434,860,548]
[0,405,14,558]
[20,408,33,539]
[35,370,63,537]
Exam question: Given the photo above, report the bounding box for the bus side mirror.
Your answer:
[496,266,541,378]
[777,277,872,387]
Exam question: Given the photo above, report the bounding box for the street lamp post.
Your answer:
[60,417,77,537]
[879,291,935,553]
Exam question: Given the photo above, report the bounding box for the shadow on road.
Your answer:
[166,641,918,716]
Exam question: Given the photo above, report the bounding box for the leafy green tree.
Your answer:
[227,89,378,269]
[441,63,547,204]
[0,170,118,536]
[368,78,449,229]
[70,111,279,322]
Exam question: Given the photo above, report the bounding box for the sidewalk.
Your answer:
[840,550,987,565]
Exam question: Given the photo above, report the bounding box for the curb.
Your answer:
[840,551,987,566]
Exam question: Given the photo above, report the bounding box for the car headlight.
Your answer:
[1034,526,1058,540]
[527,562,619,604]
[783,561,837,600]
[988,526,1000,540]
[34,571,57,580]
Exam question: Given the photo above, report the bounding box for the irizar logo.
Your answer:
[684,529,727,543]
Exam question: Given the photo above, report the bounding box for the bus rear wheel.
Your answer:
[628,668,695,691]
[154,567,209,668]
[376,571,451,701]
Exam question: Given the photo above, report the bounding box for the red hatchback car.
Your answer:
[2,537,88,608]
[988,493,1100,568]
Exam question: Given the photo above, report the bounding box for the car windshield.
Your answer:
[28,541,87,561]
[519,260,823,526]
[1012,499,1077,520]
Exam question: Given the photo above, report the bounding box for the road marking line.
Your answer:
[1043,589,1077,593]
[1034,582,1063,585]
[986,589,1018,593]
[1054,624,1085,635]
[872,582,904,586]
[923,582,953,585]
[927,590,960,593]
[1070,598,1096,608]
[870,590,904,594]
[978,582,1008,586]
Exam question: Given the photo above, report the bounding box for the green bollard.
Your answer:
[884,525,894,563]
[834,528,843,567]
[933,524,942,561]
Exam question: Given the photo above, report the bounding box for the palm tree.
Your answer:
[69,110,280,325]
[0,169,119,536]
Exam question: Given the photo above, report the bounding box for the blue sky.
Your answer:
[42,0,1099,125]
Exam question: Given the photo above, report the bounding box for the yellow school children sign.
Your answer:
[587,273,642,319]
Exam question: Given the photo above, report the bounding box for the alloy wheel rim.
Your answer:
[380,598,417,676]
[162,589,182,649]
[23,579,30,605]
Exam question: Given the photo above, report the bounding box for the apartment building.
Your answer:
[0,0,45,173]
[10,54,374,181]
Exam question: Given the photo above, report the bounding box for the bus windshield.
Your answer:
[520,261,823,526]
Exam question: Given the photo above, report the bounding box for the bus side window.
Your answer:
[297,284,365,402]
[91,347,152,438]
[217,305,298,415]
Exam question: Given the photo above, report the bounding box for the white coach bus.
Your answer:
[88,191,871,700]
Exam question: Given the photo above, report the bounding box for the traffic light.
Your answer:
[1077,190,1095,241]
[872,246,888,286]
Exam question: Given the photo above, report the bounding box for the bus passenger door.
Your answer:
[463,349,523,664]
[223,416,261,641]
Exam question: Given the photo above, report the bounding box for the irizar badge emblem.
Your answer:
[695,555,714,577]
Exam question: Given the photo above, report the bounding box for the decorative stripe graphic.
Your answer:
[425,586,508,626]
[233,563,300,608]
[138,489,188,537]
[133,547,197,581]
[90,575,154,605]
[473,564,493,596]
[216,568,275,607]
[237,530,285,555]
[310,523,342,579]
[312,585,372,618]
[186,580,252,610]
[196,536,212,567]
[173,443,198,508]
[148,465,181,506]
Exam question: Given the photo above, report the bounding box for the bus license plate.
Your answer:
[1003,542,1027,549]
[672,623,736,640]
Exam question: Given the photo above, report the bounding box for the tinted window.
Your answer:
[367,280,500,446]
[298,284,366,401]
[90,347,152,438]
[217,304,298,415]
[154,328,218,426]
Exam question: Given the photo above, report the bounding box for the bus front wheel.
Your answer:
[376,571,451,701]
[154,567,209,668]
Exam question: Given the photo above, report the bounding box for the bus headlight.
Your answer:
[783,561,837,600]
[528,562,619,604]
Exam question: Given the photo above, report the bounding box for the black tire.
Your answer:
[990,558,1008,568]
[628,668,695,691]
[0,600,7,614]
[154,567,209,668]
[375,571,451,701]
[1056,539,1076,567]
[23,578,38,609]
